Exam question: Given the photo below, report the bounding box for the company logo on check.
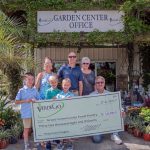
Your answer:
[37,102,64,118]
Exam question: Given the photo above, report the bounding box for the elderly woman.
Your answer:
[35,57,53,100]
[81,57,95,96]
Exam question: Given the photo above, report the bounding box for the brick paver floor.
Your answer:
[5,132,150,150]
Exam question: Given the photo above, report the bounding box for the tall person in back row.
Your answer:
[57,52,83,96]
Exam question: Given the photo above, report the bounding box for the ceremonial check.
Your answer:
[32,92,124,142]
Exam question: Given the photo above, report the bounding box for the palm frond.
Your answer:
[0,10,34,99]
[0,10,24,37]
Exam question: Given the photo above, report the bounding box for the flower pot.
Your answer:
[127,127,134,134]
[124,124,128,131]
[19,132,23,139]
[0,139,8,149]
[133,129,143,137]
[143,134,150,141]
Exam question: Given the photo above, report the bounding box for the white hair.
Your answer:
[48,74,58,82]
[81,57,91,63]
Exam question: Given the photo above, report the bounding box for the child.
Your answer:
[45,75,61,150]
[55,78,75,150]
[15,72,40,150]
[56,78,75,99]
[45,75,61,100]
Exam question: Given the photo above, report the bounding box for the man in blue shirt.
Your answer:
[57,52,83,96]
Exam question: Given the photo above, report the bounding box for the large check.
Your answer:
[32,91,124,142]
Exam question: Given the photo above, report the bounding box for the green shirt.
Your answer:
[45,87,61,100]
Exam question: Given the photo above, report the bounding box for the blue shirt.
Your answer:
[15,86,40,119]
[56,91,75,99]
[39,73,52,100]
[57,65,83,90]
[82,71,95,95]
[90,90,109,95]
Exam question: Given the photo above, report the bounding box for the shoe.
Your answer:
[24,144,31,150]
[46,141,52,150]
[66,142,73,150]
[111,134,123,145]
[51,140,59,145]
[92,135,103,143]
[36,143,42,150]
[56,143,64,150]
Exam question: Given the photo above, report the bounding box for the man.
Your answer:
[57,52,83,96]
[90,76,123,145]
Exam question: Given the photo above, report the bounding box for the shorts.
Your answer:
[23,118,32,128]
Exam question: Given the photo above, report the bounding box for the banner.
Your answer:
[37,11,124,32]
[32,92,124,142]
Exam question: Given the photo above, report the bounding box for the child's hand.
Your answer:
[27,99,36,103]
[31,98,37,103]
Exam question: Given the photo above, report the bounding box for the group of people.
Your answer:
[15,52,123,150]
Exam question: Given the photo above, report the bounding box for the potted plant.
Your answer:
[126,116,136,134]
[133,117,143,137]
[15,120,24,139]
[143,125,150,141]
[124,115,131,131]
[0,128,10,149]
[1,107,20,129]
[9,126,19,144]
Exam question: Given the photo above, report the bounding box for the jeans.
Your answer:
[92,132,119,143]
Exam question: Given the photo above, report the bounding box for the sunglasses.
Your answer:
[96,82,104,84]
[82,63,89,65]
[68,56,76,58]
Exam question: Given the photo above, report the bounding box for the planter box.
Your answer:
[133,129,143,138]
[143,134,150,141]
[0,139,8,149]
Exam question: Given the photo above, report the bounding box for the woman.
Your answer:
[81,57,95,95]
[35,57,53,100]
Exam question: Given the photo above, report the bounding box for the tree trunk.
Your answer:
[127,42,134,88]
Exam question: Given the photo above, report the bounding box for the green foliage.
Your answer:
[139,43,150,88]
[0,10,34,99]
[0,94,20,130]
[0,128,11,140]
[1,107,20,129]
[131,116,144,131]
[0,0,126,45]
[0,0,149,45]
[139,107,150,122]
[0,94,10,111]
[120,0,150,42]
[9,124,22,138]
[145,125,150,134]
